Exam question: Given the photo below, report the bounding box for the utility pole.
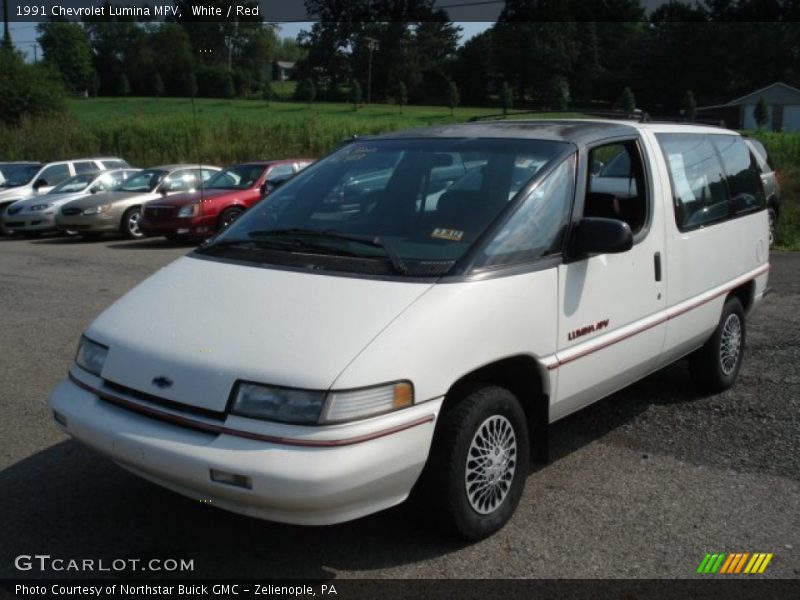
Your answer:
[2,0,12,50]
[364,37,378,104]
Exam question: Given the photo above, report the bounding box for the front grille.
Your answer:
[144,206,175,219]
[4,221,24,227]
[6,206,22,216]
[61,207,82,216]
[103,379,226,422]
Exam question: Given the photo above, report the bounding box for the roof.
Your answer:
[719,82,800,107]
[365,119,737,145]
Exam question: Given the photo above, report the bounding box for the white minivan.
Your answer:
[49,120,769,540]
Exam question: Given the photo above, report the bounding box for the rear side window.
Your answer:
[656,133,764,231]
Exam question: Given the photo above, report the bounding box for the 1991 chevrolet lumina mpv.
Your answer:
[49,120,769,540]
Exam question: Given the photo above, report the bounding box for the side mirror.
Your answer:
[33,178,48,190]
[569,217,633,256]
[90,187,97,194]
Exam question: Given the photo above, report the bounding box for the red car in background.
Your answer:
[139,159,314,240]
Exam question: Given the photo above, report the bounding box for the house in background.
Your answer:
[697,82,800,131]
[271,61,295,82]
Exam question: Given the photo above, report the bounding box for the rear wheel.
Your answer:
[690,296,745,393]
[218,207,244,231]
[121,207,144,239]
[420,385,529,541]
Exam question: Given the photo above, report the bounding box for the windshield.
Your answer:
[206,164,267,190]
[1,164,41,187]
[200,137,570,277]
[117,169,166,193]
[50,173,97,194]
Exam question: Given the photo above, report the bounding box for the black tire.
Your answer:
[690,296,745,393]
[218,207,244,231]
[421,385,529,541]
[767,207,777,247]
[164,233,180,242]
[79,232,103,241]
[121,207,145,239]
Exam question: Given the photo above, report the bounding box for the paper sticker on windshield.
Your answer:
[431,228,464,241]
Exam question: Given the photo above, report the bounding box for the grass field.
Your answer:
[1,96,797,249]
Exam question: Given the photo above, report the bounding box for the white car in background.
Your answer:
[3,169,140,236]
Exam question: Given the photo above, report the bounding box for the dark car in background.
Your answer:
[139,159,313,240]
[744,138,781,246]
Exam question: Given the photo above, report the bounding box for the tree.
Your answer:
[447,79,460,116]
[262,78,273,106]
[0,47,66,124]
[117,73,130,97]
[395,80,407,113]
[501,81,513,116]
[154,73,165,97]
[753,97,769,130]
[618,86,635,112]
[547,76,570,111]
[89,72,100,98]
[296,78,316,105]
[682,90,697,121]
[350,79,362,110]
[36,22,95,93]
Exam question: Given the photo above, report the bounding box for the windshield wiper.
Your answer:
[199,235,361,258]
[250,228,409,274]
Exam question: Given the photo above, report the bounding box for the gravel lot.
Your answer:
[0,234,798,580]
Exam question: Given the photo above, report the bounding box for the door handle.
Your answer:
[654,252,662,282]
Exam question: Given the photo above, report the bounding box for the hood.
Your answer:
[153,188,232,207]
[86,256,433,412]
[64,190,153,209]
[9,190,88,210]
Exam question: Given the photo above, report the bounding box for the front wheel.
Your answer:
[121,207,145,239]
[421,386,529,541]
[218,207,244,231]
[690,296,745,393]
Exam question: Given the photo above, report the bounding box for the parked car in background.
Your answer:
[0,162,40,186]
[0,158,130,234]
[3,169,140,237]
[139,159,314,241]
[744,138,781,246]
[56,164,220,240]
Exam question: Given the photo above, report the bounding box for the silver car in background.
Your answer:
[3,169,140,237]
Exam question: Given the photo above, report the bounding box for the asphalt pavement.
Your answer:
[0,234,797,580]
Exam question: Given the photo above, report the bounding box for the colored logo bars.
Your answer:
[697,552,773,574]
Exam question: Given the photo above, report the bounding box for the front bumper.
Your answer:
[56,213,119,233]
[3,212,57,233]
[49,372,441,525]
[139,214,216,238]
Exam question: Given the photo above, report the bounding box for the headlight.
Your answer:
[75,336,108,376]
[177,203,200,218]
[29,203,51,211]
[231,381,413,424]
[82,203,111,215]
[231,383,325,424]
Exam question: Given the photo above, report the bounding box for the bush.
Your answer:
[0,48,66,125]
[196,65,235,98]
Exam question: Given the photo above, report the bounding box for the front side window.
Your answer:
[586,141,648,236]
[207,165,266,190]
[38,164,71,187]
[118,169,167,193]
[199,137,571,277]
